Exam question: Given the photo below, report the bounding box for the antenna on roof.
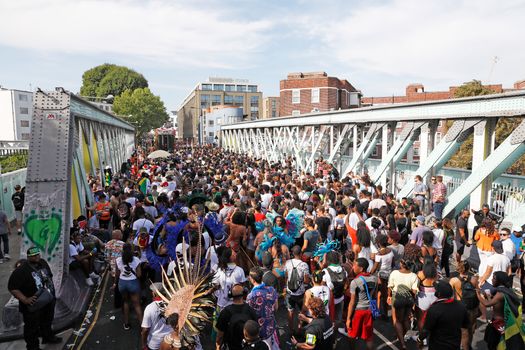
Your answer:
[487,56,499,83]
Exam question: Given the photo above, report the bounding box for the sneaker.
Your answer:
[123,323,131,331]
[85,278,94,286]
[337,327,348,337]
[4,254,10,260]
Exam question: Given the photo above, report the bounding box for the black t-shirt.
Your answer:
[456,216,469,242]
[216,303,258,350]
[241,340,270,350]
[423,300,469,350]
[11,192,24,211]
[303,316,334,350]
[8,260,54,312]
[316,217,331,238]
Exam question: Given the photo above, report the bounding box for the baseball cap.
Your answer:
[27,247,40,257]
[416,215,425,224]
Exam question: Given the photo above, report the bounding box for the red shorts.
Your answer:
[348,309,373,341]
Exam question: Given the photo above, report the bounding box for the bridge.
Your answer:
[1,89,134,339]
[221,90,525,222]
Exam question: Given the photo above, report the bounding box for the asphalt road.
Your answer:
[69,265,492,350]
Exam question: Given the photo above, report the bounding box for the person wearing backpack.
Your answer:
[216,284,258,350]
[11,185,24,235]
[449,261,480,349]
[284,246,311,333]
[346,258,377,350]
[322,251,347,335]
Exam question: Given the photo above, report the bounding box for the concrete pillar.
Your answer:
[468,119,496,228]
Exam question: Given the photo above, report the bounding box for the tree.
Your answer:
[445,80,525,174]
[80,64,148,99]
[112,88,169,138]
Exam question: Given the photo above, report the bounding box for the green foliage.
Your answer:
[112,88,169,137]
[80,64,148,99]
[0,153,28,173]
[445,80,525,174]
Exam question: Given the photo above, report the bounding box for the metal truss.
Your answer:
[24,89,135,292]
[222,91,525,221]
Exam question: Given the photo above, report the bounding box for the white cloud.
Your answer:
[0,0,273,68]
[291,0,525,90]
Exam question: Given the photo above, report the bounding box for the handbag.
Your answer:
[27,287,54,312]
[359,276,380,319]
[27,263,55,312]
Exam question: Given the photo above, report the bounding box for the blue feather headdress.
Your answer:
[203,212,225,239]
[285,208,304,239]
[313,239,340,259]
[272,226,296,248]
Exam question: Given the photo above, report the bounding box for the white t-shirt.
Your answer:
[141,301,172,349]
[486,253,511,285]
[346,212,361,231]
[206,245,219,272]
[308,285,331,315]
[261,193,273,209]
[143,205,158,219]
[358,246,374,272]
[133,218,155,233]
[433,228,444,249]
[69,242,84,264]
[365,216,385,231]
[284,258,310,296]
[502,239,516,261]
[125,197,137,206]
[116,256,140,281]
[375,250,394,275]
[387,270,419,293]
[322,265,347,305]
[212,264,246,309]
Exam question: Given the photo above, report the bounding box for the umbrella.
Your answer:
[147,150,171,159]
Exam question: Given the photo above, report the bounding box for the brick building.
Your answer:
[279,72,361,117]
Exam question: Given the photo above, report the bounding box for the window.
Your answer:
[292,89,300,104]
[201,84,212,91]
[20,120,30,127]
[209,132,214,137]
[250,96,259,107]
[225,85,235,92]
[200,95,210,108]
[438,120,443,127]
[234,95,244,106]
[248,85,257,92]
[250,110,258,120]
[21,133,30,140]
[414,147,420,156]
[311,88,320,103]
[272,111,277,118]
[213,84,224,91]
[212,95,221,106]
[20,107,29,114]
[372,147,379,157]
[292,110,300,116]
[236,85,247,92]
[208,120,214,126]
[224,95,233,105]
[271,99,276,107]
[18,94,28,102]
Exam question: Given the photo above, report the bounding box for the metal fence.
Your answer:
[394,170,525,218]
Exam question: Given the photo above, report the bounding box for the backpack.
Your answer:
[326,267,345,299]
[287,261,302,293]
[460,274,479,310]
[12,192,23,209]
[359,276,380,319]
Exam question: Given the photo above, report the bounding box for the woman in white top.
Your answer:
[370,234,394,319]
[115,243,142,330]
[354,222,374,271]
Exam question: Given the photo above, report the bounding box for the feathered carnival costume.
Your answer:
[151,225,216,348]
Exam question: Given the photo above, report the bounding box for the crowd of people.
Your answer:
[8,144,525,350]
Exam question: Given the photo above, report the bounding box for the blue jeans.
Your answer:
[433,201,445,220]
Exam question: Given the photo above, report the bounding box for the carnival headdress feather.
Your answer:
[151,222,216,347]
[285,207,304,239]
[272,226,296,247]
[313,239,340,259]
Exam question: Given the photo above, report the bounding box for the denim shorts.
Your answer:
[118,279,140,294]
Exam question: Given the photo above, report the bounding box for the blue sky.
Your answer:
[1,0,524,111]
